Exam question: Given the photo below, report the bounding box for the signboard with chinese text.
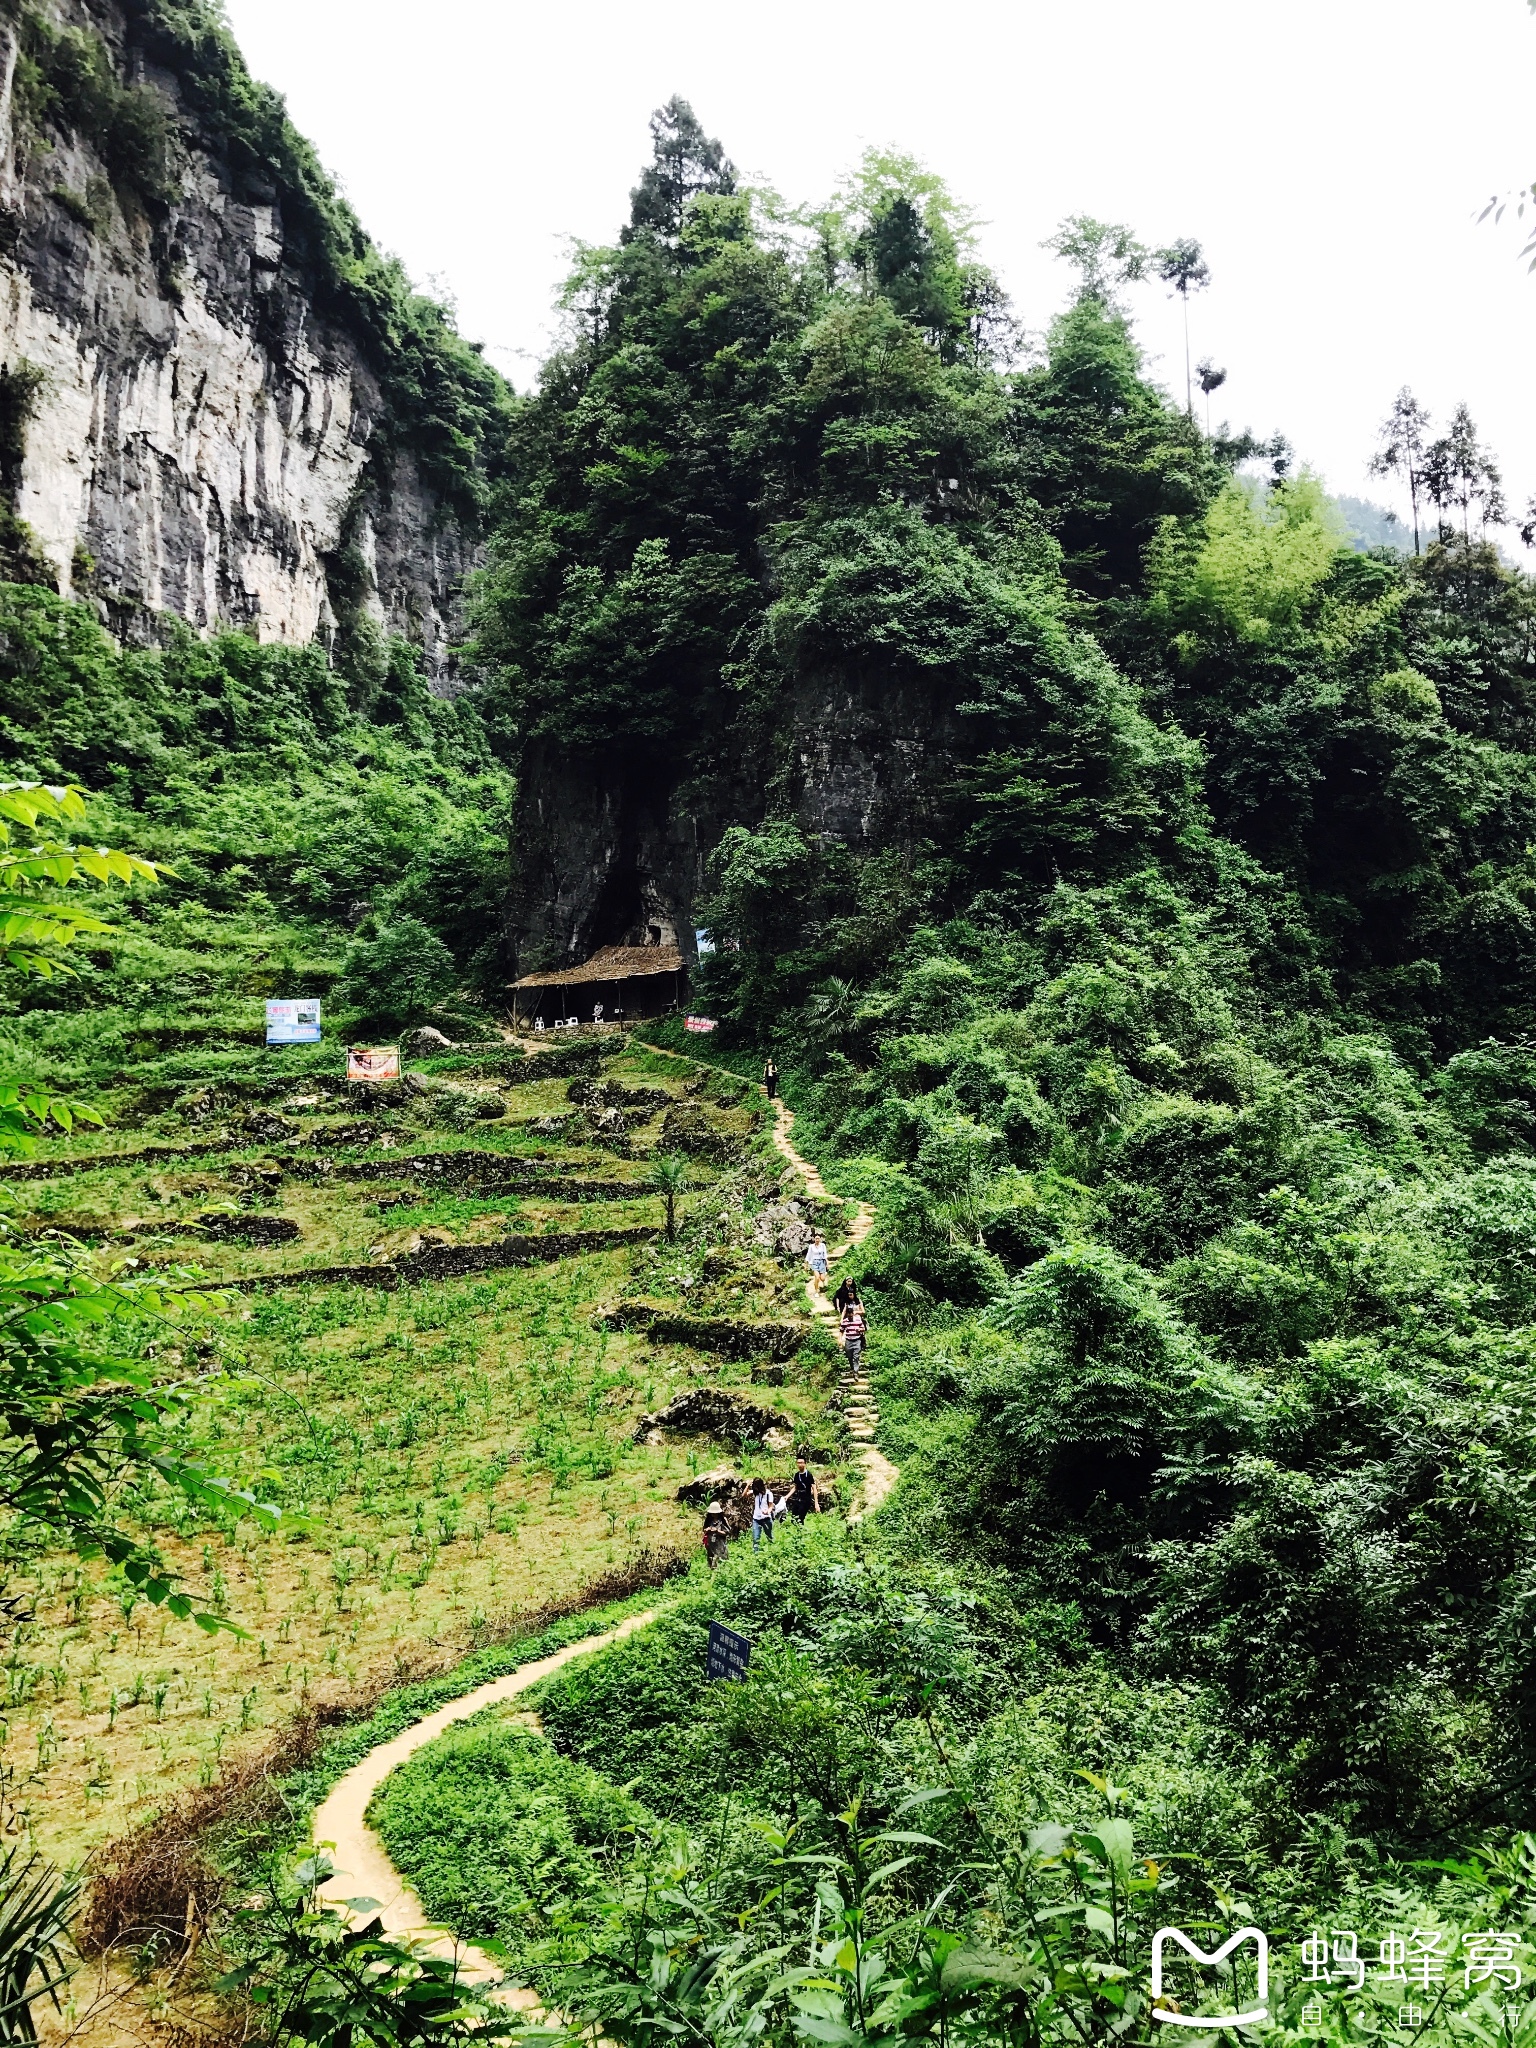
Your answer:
[1148,1923,1529,2036]
[705,1621,751,1682]
[347,1045,400,1084]
[266,998,321,1044]
[685,1016,718,1033]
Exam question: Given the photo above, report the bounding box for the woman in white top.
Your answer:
[804,1233,830,1295]
[750,1477,777,1547]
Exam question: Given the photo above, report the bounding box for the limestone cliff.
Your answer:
[0,0,504,683]
[510,668,965,975]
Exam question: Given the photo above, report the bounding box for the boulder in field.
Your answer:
[403,1025,457,1055]
[632,1387,788,1445]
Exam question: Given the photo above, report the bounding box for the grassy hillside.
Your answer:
[5,82,1536,2048]
[304,104,1536,2048]
[0,1036,853,1873]
[0,586,513,1092]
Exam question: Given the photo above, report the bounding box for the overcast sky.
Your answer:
[223,0,1536,533]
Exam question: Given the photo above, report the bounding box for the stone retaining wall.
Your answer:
[600,1301,807,1361]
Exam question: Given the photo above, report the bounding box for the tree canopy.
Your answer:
[471,109,1536,1857]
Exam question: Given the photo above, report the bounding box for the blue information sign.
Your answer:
[706,1621,751,1683]
[267,998,322,1044]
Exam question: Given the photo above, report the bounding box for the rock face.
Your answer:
[509,667,964,970]
[750,1201,814,1261]
[632,1387,790,1445]
[0,1,492,682]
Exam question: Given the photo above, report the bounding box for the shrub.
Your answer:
[369,1719,652,1954]
[335,917,457,1031]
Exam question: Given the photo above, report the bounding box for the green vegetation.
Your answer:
[370,1717,650,1956]
[0,777,279,1634]
[318,97,1536,2047]
[0,584,513,1088]
[7,0,178,213]
[364,1534,1536,2045]
[4,52,1536,2048]
[0,1037,834,1866]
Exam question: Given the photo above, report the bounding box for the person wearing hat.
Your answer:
[702,1497,730,1570]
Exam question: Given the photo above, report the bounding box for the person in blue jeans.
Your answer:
[805,1232,829,1296]
[750,1477,777,1546]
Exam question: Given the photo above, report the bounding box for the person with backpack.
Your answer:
[788,1455,820,1524]
[702,1498,729,1570]
[749,1476,778,1548]
[839,1294,867,1368]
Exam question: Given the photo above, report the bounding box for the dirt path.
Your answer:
[849,1445,899,1518]
[759,1096,893,1514]
[633,1043,891,1520]
[765,1098,876,1316]
[492,1034,891,1502]
[307,1043,899,1988]
[313,1610,658,1994]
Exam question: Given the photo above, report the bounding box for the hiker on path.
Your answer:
[763,1057,780,1100]
[805,1231,829,1295]
[702,1498,729,1570]
[839,1295,867,1367]
[750,1477,778,1548]
[788,1455,821,1523]
[833,1276,862,1316]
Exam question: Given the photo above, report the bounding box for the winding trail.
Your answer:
[764,1098,877,1315]
[641,1046,894,1518]
[759,1097,894,1517]
[310,1040,898,1977]
[314,1610,659,1994]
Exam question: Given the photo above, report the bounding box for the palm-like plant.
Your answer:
[648,1152,689,1241]
[0,1851,79,2044]
[805,976,859,1046]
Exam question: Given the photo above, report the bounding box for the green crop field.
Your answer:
[0,1041,852,1870]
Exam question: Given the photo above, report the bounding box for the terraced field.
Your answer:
[0,1037,857,1868]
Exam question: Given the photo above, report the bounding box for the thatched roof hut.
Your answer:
[509,943,685,1027]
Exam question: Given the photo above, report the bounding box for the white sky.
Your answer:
[223,0,1536,530]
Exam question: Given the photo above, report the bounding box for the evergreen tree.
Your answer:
[1369,385,1433,553]
[624,96,735,241]
[1423,400,1506,542]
